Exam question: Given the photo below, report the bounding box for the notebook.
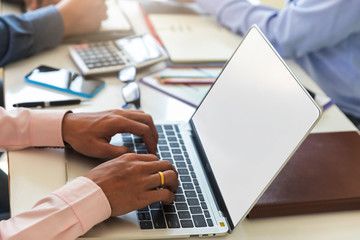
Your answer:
[147,14,241,63]
[248,131,360,218]
[66,26,321,239]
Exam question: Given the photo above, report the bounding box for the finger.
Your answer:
[144,189,175,205]
[147,169,178,192]
[108,116,158,154]
[105,114,157,154]
[101,2,108,20]
[114,110,158,145]
[94,142,134,159]
[141,159,175,175]
[133,154,159,162]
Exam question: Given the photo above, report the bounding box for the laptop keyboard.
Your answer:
[121,124,213,229]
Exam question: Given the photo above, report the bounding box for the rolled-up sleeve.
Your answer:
[0,5,64,66]
[0,177,112,240]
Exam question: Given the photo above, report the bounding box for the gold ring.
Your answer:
[158,171,165,187]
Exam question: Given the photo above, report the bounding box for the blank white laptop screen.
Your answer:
[66,26,321,239]
[192,26,321,226]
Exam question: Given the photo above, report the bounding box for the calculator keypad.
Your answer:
[73,42,127,69]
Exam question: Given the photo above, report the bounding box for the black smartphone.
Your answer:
[25,65,105,98]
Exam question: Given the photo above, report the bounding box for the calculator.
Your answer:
[69,34,168,75]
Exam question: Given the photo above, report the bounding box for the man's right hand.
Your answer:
[56,0,108,36]
[85,153,178,216]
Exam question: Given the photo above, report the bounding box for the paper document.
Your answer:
[101,0,132,31]
[140,67,222,107]
[149,14,242,63]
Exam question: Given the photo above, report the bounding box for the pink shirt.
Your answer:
[0,108,112,240]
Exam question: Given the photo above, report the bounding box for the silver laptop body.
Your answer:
[67,26,322,239]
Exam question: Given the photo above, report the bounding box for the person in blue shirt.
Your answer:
[0,0,108,67]
[197,0,360,128]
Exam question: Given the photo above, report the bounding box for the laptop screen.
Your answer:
[191,26,321,227]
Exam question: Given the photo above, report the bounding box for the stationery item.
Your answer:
[69,34,168,75]
[248,131,360,219]
[13,99,84,108]
[147,14,242,63]
[139,0,198,15]
[140,75,210,107]
[160,77,215,84]
[140,67,222,107]
[306,88,335,111]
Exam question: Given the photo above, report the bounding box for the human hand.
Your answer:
[62,109,158,159]
[85,153,178,216]
[56,0,108,36]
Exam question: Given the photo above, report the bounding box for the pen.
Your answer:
[13,99,84,108]
[159,77,215,85]
[305,88,316,99]
[305,88,335,111]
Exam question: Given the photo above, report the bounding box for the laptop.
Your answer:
[66,26,322,238]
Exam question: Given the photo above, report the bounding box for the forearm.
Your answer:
[0,5,64,66]
[0,177,111,240]
[197,0,360,58]
[0,108,66,151]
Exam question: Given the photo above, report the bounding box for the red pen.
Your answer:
[160,77,215,85]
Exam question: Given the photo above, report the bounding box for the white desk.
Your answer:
[4,1,360,239]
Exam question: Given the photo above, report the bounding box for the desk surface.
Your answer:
[4,1,360,239]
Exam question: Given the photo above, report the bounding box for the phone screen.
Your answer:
[25,65,105,98]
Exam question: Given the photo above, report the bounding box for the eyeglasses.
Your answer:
[118,66,141,109]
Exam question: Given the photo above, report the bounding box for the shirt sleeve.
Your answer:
[0,177,112,240]
[0,108,67,150]
[0,5,64,67]
[196,0,360,58]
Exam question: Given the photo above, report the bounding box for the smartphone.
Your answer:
[25,65,105,98]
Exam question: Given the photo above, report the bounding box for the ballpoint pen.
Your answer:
[13,99,86,108]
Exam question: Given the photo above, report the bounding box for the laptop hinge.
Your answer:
[189,120,235,231]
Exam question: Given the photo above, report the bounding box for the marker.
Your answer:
[13,99,85,108]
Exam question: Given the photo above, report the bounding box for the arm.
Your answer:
[0,108,66,151]
[0,6,64,66]
[0,177,111,240]
[1,153,178,240]
[0,0,107,66]
[0,108,177,239]
[0,108,158,157]
[197,0,360,58]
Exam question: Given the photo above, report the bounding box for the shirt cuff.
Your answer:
[30,109,67,147]
[53,177,112,234]
[23,5,64,53]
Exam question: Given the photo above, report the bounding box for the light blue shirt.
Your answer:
[0,6,64,67]
[197,0,360,118]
